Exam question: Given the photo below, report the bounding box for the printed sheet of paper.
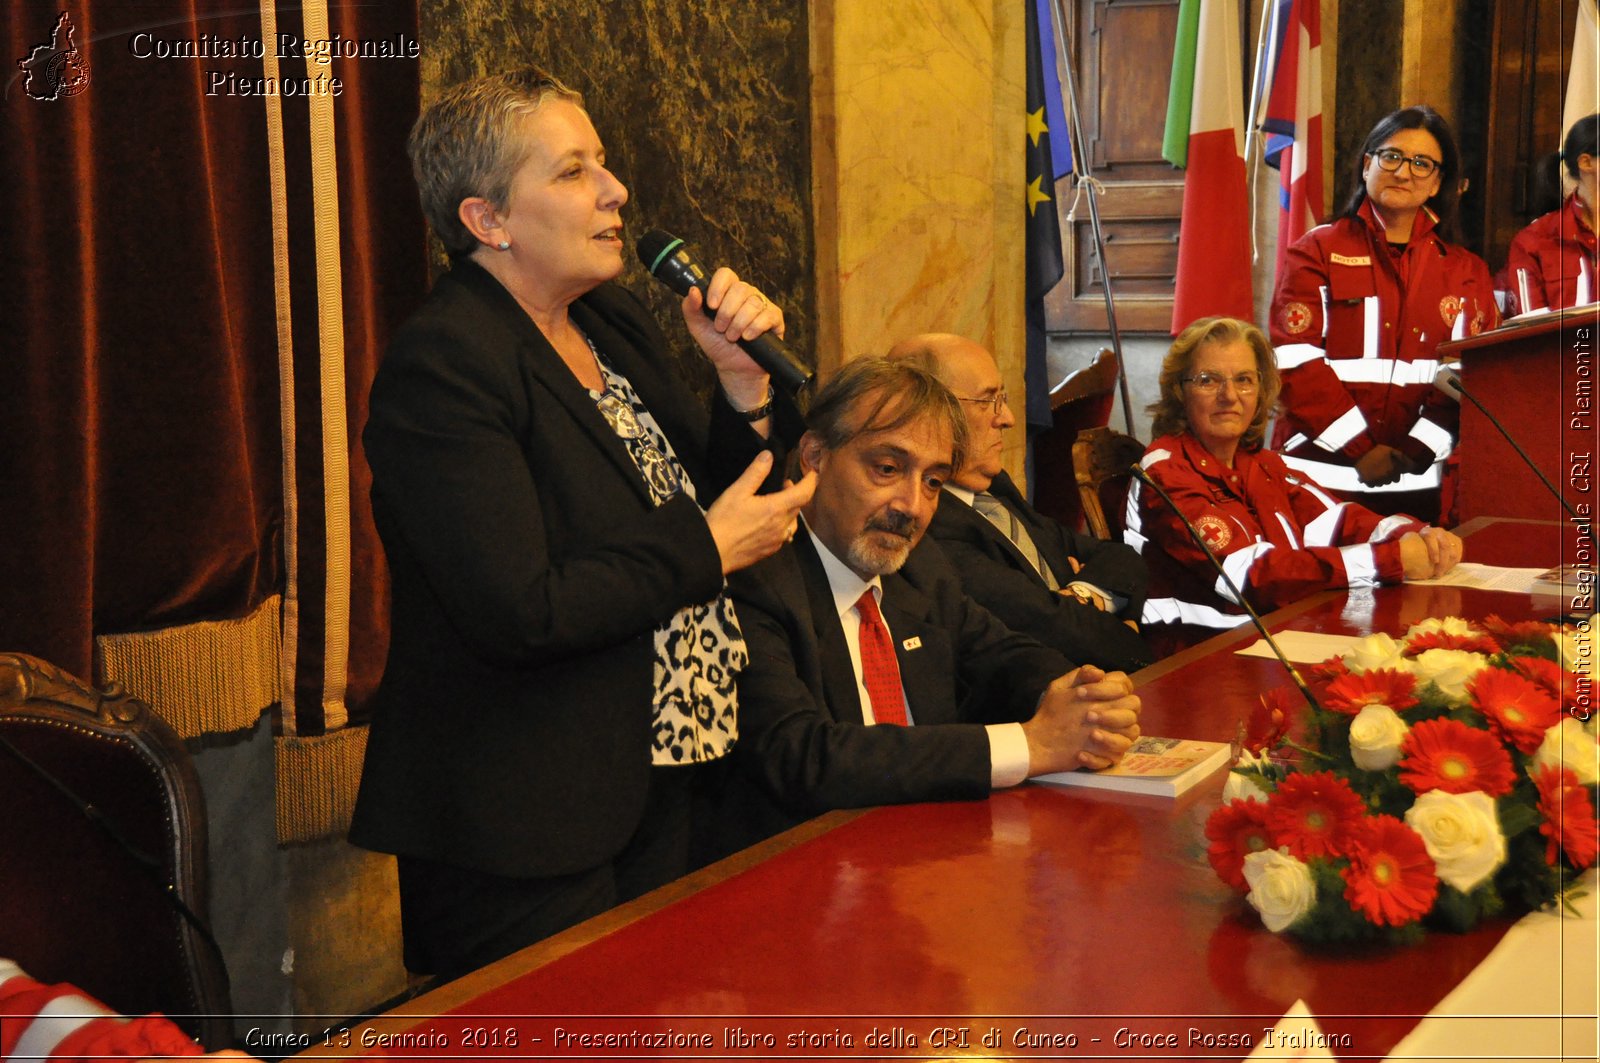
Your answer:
[1235,631,1362,664]
[1409,562,1547,592]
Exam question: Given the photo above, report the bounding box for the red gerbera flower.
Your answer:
[1205,799,1275,890]
[1321,668,1420,716]
[1470,669,1563,754]
[1397,718,1517,797]
[1511,655,1582,703]
[1342,815,1439,927]
[1265,771,1366,860]
[1309,656,1351,683]
[1534,766,1600,871]
[1481,614,1558,649]
[1245,686,1295,753]
[1404,630,1502,656]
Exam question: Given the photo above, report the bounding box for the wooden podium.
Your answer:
[1442,304,1599,523]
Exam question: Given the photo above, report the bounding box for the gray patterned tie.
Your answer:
[972,492,1059,590]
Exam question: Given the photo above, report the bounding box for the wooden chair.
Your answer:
[1032,348,1119,531]
[0,652,233,1049]
[1073,426,1147,541]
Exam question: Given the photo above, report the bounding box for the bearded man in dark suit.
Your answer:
[704,358,1142,854]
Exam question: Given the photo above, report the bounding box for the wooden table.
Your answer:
[300,520,1584,1061]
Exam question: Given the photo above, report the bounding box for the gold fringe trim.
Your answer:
[95,596,281,739]
[275,725,367,844]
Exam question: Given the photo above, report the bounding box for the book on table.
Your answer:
[1032,735,1234,797]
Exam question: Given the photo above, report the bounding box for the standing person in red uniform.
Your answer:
[1125,317,1461,648]
[1269,106,1498,525]
[1503,114,1599,316]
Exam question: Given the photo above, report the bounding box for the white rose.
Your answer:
[1530,718,1600,786]
[1344,632,1406,674]
[1222,748,1273,803]
[1348,705,1410,771]
[1409,648,1490,700]
[1404,790,1506,894]
[1242,848,1317,932]
[1404,616,1481,640]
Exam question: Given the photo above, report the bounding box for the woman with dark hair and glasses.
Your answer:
[351,68,815,981]
[1125,318,1460,647]
[1502,114,1599,316]
[1268,105,1498,525]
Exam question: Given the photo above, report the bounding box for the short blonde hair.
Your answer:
[407,68,584,257]
[1147,317,1281,448]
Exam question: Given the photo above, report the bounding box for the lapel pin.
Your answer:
[901,636,922,651]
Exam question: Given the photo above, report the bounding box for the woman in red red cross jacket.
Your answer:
[1126,317,1462,650]
[1269,106,1498,526]
[1502,114,1599,317]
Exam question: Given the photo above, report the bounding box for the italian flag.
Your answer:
[1164,0,1254,333]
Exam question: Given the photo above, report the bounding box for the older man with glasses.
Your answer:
[885,333,1152,672]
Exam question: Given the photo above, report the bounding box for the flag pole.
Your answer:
[1244,0,1280,268]
[1049,0,1135,433]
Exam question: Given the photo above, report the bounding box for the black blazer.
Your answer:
[925,471,1153,671]
[705,533,1069,854]
[350,260,777,879]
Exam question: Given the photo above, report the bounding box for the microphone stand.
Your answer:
[1131,463,1322,714]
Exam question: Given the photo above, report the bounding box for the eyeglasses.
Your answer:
[955,389,1009,416]
[1370,147,1441,178]
[1181,371,1260,395]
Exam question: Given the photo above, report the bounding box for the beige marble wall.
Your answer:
[811,0,1027,475]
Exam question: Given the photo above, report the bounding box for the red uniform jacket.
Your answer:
[1269,201,1498,499]
[1502,193,1598,316]
[1125,433,1422,631]
[0,962,206,1061]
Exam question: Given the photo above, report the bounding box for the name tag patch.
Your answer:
[1330,253,1372,267]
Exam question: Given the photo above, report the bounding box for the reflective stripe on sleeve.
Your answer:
[11,994,120,1062]
[1275,342,1326,370]
[1215,541,1272,605]
[1281,452,1442,492]
[1140,596,1248,630]
[1313,405,1369,451]
[1327,358,1442,386]
[1369,514,1413,542]
[1339,543,1380,588]
[1301,501,1348,548]
[1407,416,1455,462]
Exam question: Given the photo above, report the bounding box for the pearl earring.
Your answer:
[496,240,511,251]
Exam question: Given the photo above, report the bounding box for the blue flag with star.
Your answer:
[1025,0,1068,432]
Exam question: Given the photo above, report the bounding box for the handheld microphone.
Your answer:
[1440,370,1578,520]
[1129,463,1322,715]
[636,229,814,395]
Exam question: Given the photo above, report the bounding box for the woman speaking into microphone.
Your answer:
[350,68,814,980]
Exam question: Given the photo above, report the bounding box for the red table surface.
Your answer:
[308,521,1577,1062]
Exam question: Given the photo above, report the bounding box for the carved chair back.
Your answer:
[0,653,232,1048]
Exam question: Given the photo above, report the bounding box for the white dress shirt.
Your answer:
[804,524,1031,787]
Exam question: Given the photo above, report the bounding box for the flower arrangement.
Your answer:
[1207,615,1599,945]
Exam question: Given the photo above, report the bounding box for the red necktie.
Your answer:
[855,590,908,726]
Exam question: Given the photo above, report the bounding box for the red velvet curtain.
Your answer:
[0,2,425,731]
